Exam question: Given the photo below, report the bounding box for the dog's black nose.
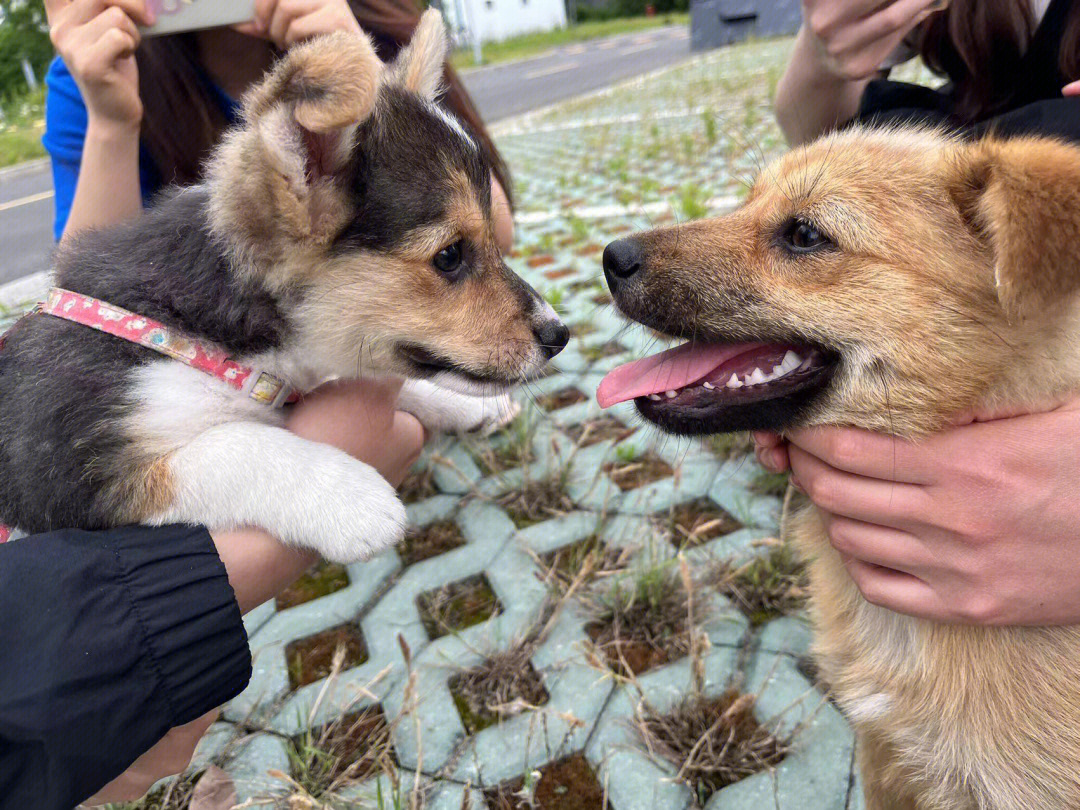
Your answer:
[603,238,644,283]
[535,319,569,359]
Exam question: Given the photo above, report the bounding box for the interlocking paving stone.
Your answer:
[25,31,943,810]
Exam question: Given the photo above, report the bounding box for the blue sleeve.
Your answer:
[42,57,163,242]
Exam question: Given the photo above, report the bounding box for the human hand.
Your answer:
[234,0,361,49]
[45,0,154,131]
[1063,80,1080,97]
[754,398,1080,625]
[801,0,944,81]
[82,711,218,806]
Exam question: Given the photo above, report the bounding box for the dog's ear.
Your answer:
[245,30,382,184]
[949,138,1080,321]
[208,32,382,257]
[389,9,448,100]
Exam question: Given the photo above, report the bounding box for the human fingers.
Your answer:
[787,426,935,484]
[822,513,936,576]
[787,443,927,529]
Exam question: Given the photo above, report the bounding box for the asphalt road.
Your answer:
[0,24,691,287]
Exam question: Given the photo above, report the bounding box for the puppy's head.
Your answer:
[598,129,1080,437]
[208,12,566,392]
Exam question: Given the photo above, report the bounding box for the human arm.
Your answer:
[775,0,940,145]
[753,398,1080,625]
[43,0,155,241]
[80,379,426,805]
[0,524,251,810]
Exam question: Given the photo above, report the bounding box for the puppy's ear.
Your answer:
[949,138,1080,321]
[389,9,448,100]
[245,30,382,183]
[209,32,382,259]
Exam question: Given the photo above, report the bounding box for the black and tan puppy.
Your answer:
[0,12,566,562]
[598,128,1080,809]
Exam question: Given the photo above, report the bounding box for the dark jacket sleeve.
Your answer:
[0,524,252,810]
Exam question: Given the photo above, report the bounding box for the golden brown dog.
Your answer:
[597,127,1080,810]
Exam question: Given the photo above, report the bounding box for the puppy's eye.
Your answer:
[784,221,831,253]
[433,240,465,277]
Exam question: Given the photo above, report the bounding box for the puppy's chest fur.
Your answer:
[0,190,294,532]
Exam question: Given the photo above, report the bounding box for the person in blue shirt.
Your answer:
[31,0,513,804]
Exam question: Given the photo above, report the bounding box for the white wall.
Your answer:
[445,0,568,44]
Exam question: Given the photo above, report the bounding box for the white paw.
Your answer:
[289,457,407,564]
[408,388,520,435]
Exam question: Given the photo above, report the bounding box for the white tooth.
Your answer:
[726,374,742,389]
[649,394,662,401]
[748,367,767,385]
[702,381,715,390]
[771,364,785,378]
[781,350,802,372]
[666,390,678,399]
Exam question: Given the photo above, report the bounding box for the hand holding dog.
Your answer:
[44,0,154,132]
[801,0,943,81]
[234,0,361,49]
[755,397,1080,625]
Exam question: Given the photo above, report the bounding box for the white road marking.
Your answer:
[0,190,54,213]
[524,61,579,80]
[564,44,586,55]
[619,41,660,56]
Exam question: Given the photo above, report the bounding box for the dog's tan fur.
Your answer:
[631,128,1080,809]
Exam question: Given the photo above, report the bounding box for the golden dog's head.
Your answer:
[598,129,1080,437]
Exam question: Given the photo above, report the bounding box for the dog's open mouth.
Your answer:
[399,343,512,390]
[597,340,838,435]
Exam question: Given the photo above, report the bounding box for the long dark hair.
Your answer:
[135,0,512,204]
[913,0,1080,122]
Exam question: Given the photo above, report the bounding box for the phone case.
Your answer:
[140,0,257,37]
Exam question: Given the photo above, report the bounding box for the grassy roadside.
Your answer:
[451,13,689,70]
[0,89,46,169]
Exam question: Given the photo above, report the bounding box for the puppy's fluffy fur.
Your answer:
[0,13,565,562]
[605,127,1080,809]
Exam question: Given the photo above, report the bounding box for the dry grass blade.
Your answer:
[637,689,790,802]
[450,647,550,734]
[497,475,576,528]
[710,539,808,627]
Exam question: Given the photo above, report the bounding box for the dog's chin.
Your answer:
[397,343,516,396]
[634,361,836,436]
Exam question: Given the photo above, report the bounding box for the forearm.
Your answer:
[61,119,144,242]
[0,525,250,809]
[211,528,317,614]
[775,27,871,146]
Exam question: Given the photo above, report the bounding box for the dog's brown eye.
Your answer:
[786,221,829,252]
[433,240,464,277]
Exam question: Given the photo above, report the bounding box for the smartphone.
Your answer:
[140,0,256,37]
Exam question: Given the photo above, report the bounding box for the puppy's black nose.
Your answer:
[535,320,569,359]
[603,238,644,284]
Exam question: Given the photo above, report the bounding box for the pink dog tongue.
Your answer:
[597,342,756,408]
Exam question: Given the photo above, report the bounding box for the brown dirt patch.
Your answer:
[537,535,631,593]
[711,541,808,627]
[417,574,502,640]
[590,291,614,306]
[584,569,692,678]
[497,476,576,529]
[537,386,588,412]
[544,267,577,280]
[484,752,609,810]
[277,562,350,610]
[399,465,438,504]
[527,255,557,268]
[658,498,742,548]
[603,453,674,491]
[638,690,789,802]
[449,649,550,735]
[565,416,634,448]
[286,625,369,690]
[399,520,467,566]
[289,706,396,797]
